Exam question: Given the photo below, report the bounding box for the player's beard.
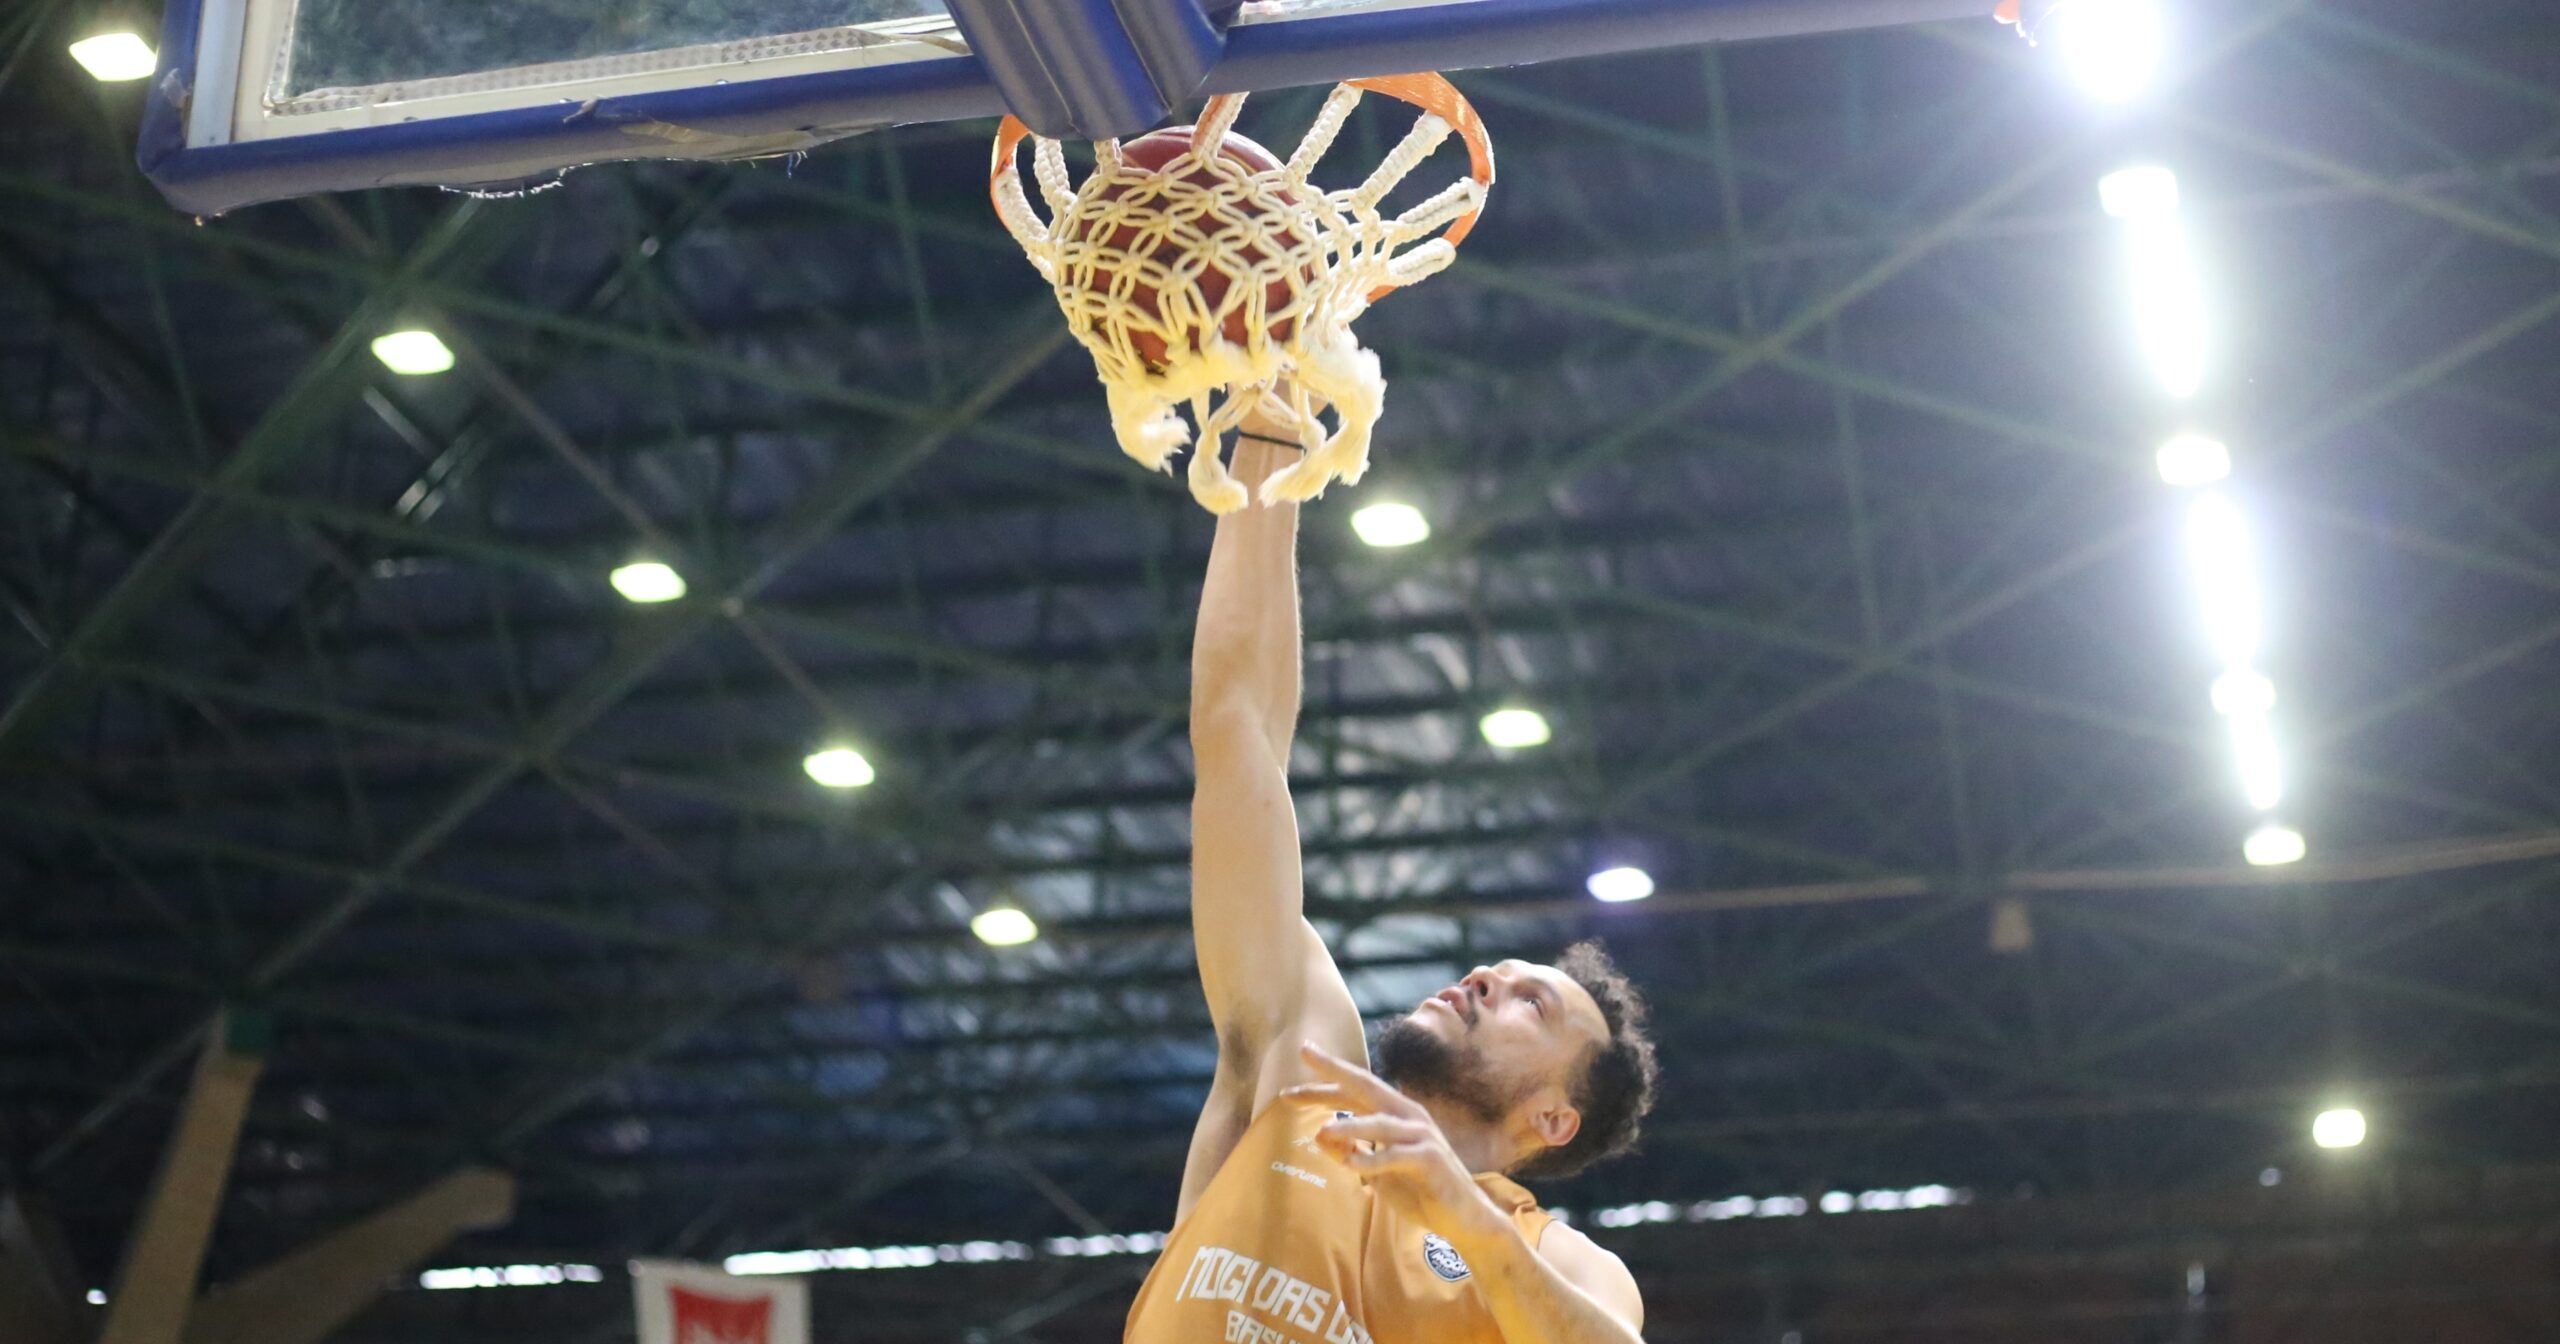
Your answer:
[1371,1013,1522,1128]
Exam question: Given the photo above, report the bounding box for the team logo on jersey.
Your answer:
[1422,1232,1471,1282]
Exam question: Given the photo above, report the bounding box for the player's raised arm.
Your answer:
[1179,428,1366,1211]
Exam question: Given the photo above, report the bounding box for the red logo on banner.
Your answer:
[669,1285,775,1344]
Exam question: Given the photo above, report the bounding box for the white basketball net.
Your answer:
[995,84,1488,513]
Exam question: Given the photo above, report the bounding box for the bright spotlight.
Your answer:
[2155,434,2230,486]
[2311,1107,2366,1150]
[1351,502,1431,548]
[2098,165,2181,221]
[2243,824,2305,867]
[1479,707,1552,750]
[2210,669,2274,717]
[69,32,157,82]
[803,747,876,790]
[1586,867,1656,904]
[371,329,456,375]
[971,907,1039,947]
[2125,217,2209,399]
[608,561,686,604]
[2185,496,2261,667]
[2045,0,2165,102]
[2229,714,2283,812]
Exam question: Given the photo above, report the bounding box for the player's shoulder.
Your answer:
[1535,1220,1644,1326]
[1534,1217,1617,1268]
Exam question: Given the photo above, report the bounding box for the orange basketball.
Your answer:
[1073,126,1312,373]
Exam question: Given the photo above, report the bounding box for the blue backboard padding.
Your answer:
[1210,0,1987,93]
[134,0,207,198]
[141,0,1983,216]
[142,54,1006,217]
[946,0,1229,140]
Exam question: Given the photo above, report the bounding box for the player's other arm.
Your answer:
[1464,1221,1647,1344]
[1179,432,1364,1214]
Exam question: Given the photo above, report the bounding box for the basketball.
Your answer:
[989,77,1492,510]
[1067,125,1314,373]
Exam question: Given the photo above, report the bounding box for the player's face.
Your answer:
[1380,960,1610,1126]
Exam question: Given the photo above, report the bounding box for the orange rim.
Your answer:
[1342,73,1496,303]
[988,73,1497,306]
[990,113,1037,212]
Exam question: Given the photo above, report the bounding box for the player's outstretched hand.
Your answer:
[1284,1042,1509,1249]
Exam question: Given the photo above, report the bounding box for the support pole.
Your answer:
[184,1167,516,1344]
[98,1011,268,1344]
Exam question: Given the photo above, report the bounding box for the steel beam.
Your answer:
[0,235,203,452]
[0,202,506,762]
[183,1168,515,1344]
[98,1011,267,1344]
[31,319,1069,1175]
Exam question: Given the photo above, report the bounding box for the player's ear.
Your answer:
[1529,1094,1582,1150]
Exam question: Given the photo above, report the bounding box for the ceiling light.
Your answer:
[2186,496,2261,667]
[2047,0,2165,103]
[2230,714,2283,812]
[608,561,686,604]
[971,907,1038,947]
[2098,164,2180,220]
[2155,433,2230,486]
[1988,897,2035,954]
[2243,824,2305,867]
[2311,1106,2365,1150]
[2125,217,2209,399]
[69,32,157,82]
[803,747,876,790]
[371,329,455,375]
[1479,707,1551,750]
[1351,501,1430,548]
[1586,866,1655,903]
[2210,669,2274,717]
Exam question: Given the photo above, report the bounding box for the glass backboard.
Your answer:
[279,2,950,97]
[141,0,1986,215]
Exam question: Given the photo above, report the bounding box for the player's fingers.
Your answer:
[1317,1114,1418,1147]
[1340,1141,1430,1173]
[1276,1081,1351,1109]
[1297,1041,1372,1079]
[1297,1043,1407,1109]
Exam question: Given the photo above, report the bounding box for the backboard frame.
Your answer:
[139,0,1985,216]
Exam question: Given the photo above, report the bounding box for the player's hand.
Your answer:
[1243,384,1328,446]
[1283,1042,1510,1249]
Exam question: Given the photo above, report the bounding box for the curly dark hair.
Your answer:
[1512,940,1660,1183]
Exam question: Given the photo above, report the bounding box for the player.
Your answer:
[1124,425,1662,1344]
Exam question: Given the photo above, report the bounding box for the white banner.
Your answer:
[633,1260,810,1344]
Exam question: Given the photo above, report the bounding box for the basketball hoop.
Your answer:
[991,74,1495,513]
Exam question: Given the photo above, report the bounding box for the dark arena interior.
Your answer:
[6,1,2560,1341]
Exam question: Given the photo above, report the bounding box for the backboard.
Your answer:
[141,0,1988,215]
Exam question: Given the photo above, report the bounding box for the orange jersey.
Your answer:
[1125,1095,1553,1344]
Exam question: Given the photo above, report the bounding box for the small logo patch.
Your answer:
[1422,1232,1470,1282]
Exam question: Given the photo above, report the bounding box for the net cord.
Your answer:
[992,76,1492,512]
